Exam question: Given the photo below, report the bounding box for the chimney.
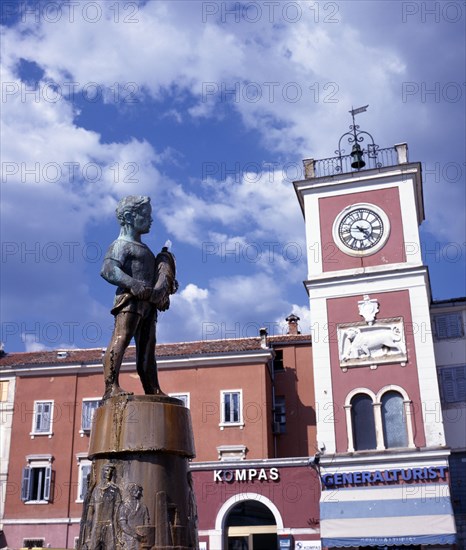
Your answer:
[259,328,268,349]
[285,314,300,335]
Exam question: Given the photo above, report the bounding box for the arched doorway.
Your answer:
[225,500,278,550]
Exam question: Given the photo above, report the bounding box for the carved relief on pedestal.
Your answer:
[337,295,407,371]
[80,463,122,550]
[118,483,151,550]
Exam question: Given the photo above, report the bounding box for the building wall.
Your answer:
[326,290,426,452]
[193,463,320,531]
[432,301,466,451]
[432,300,466,549]
[0,376,15,544]
[275,344,316,458]
[161,362,274,461]
[2,339,316,549]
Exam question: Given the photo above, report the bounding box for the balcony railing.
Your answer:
[303,143,408,179]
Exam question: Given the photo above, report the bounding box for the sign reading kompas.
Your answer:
[214,468,280,483]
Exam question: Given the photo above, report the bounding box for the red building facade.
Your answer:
[0,330,321,549]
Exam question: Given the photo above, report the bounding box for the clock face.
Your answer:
[333,203,390,256]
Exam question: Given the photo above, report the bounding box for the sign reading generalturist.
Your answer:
[214,467,280,483]
[322,465,448,487]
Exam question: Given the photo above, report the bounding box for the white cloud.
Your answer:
[180,283,209,303]
[1,0,464,351]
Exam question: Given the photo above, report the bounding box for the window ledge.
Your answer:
[24,500,49,505]
[219,422,245,430]
[79,429,91,437]
[30,432,53,439]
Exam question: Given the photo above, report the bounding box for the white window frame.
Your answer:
[21,455,53,504]
[80,398,101,435]
[30,401,54,438]
[168,392,190,408]
[344,386,415,452]
[219,389,244,429]
[76,454,92,502]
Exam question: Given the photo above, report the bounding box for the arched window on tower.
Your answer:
[351,394,376,450]
[381,391,408,448]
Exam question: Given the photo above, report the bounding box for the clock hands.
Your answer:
[352,224,371,237]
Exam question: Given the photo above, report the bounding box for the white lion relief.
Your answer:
[338,318,407,368]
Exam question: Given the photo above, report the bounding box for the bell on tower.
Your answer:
[336,104,380,172]
[302,109,408,179]
[350,142,365,169]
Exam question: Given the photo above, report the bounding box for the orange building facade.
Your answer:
[0,328,321,549]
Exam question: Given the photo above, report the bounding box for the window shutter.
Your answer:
[441,368,458,403]
[456,366,466,402]
[435,313,464,339]
[43,466,52,502]
[21,467,31,501]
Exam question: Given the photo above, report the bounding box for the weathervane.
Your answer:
[335,105,380,171]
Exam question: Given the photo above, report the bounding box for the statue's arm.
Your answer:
[101,258,150,299]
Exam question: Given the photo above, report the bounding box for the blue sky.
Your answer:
[1,0,465,352]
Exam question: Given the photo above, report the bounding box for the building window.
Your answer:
[439,366,466,404]
[273,350,284,372]
[220,390,244,429]
[0,380,9,401]
[346,387,414,452]
[77,459,92,502]
[434,313,464,340]
[351,394,376,450]
[21,458,53,503]
[31,401,53,437]
[273,396,286,434]
[168,393,190,408]
[381,391,408,448]
[81,399,101,434]
[23,539,45,548]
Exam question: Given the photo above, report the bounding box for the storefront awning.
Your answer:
[320,484,456,547]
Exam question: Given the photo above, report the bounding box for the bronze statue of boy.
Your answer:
[101,195,177,399]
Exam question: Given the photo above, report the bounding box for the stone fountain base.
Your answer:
[77,395,197,550]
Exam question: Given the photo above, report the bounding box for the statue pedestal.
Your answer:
[79,395,197,550]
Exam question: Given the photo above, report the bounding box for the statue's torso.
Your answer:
[105,238,157,292]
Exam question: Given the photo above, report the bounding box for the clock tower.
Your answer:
[294,110,456,547]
